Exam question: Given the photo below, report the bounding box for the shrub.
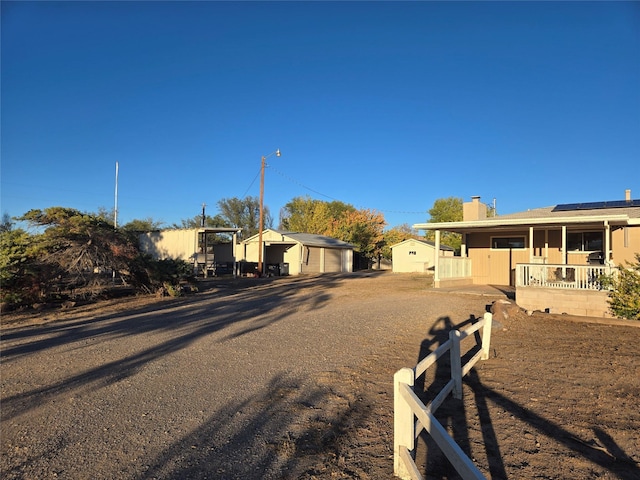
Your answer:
[600,253,640,320]
[131,255,195,294]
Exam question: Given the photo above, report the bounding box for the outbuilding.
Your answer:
[391,238,455,273]
[239,229,354,275]
[138,227,242,277]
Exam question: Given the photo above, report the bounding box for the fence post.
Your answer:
[394,367,415,479]
[449,329,462,399]
[481,312,492,360]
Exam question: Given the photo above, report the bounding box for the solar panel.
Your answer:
[553,199,640,212]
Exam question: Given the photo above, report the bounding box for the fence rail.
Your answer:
[516,263,615,290]
[394,312,493,480]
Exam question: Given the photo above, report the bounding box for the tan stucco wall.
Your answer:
[466,230,531,285]
[139,229,198,261]
[466,225,640,285]
[517,287,612,318]
[612,225,640,265]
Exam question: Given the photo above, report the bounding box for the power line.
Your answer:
[267,165,340,201]
[268,165,427,216]
[241,167,262,199]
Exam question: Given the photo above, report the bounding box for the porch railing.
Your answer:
[516,263,615,290]
[437,257,472,279]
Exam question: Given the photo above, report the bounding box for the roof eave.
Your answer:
[413,214,631,232]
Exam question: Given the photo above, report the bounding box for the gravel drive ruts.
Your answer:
[2,272,639,479]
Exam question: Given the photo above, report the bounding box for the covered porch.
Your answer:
[418,214,627,289]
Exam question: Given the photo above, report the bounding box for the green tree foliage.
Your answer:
[381,224,421,260]
[122,217,165,232]
[1,212,14,233]
[217,196,270,238]
[425,197,463,252]
[17,207,137,284]
[173,214,230,229]
[0,226,35,305]
[130,255,195,296]
[600,254,640,320]
[428,197,463,223]
[0,207,197,308]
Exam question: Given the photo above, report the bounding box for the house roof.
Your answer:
[245,229,354,248]
[279,231,354,248]
[413,200,640,233]
[390,238,455,251]
[146,227,243,234]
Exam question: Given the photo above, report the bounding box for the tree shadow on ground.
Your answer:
[0,275,344,421]
[136,372,370,480]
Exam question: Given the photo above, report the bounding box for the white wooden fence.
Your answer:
[394,312,493,480]
[516,264,615,290]
[437,256,472,279]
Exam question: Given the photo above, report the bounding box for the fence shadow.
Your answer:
[463,372,640,480]
[414,314,478,479]
[410,312,639,479]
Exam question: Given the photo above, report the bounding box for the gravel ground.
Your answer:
[1,271,639,479]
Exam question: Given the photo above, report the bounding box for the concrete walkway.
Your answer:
[430,284,515,299]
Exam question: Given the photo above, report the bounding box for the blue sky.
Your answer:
[2,1,639,230]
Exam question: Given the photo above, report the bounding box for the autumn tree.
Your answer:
[280,196,387,259]
[328,208,386,259]
[381,224,421,260]
[279,196,354,234]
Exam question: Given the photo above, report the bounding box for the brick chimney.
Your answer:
[626,189,631,202]
[463,196,487,221]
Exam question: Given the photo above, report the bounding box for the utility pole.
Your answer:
[201,203,206,227]
[114,162,119,229]
[257,149,280,276]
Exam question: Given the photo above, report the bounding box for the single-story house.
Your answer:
[139,227,242,277]
[391,238,455,273]
[413,191,640,317]
[238,229,354,275]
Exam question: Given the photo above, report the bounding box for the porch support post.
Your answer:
[232,231,237,278]
[604,221,611,263]
[544,229,549,262]
[529,226,534,263]
[461,233,467,257]
[203,231,208,278]
[434,230,441,284]
[562,225,567,265]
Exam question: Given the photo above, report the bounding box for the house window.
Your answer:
[567,231,603,252]
[491,236,525,249]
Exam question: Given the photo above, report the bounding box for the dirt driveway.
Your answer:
[1,272,639,479]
